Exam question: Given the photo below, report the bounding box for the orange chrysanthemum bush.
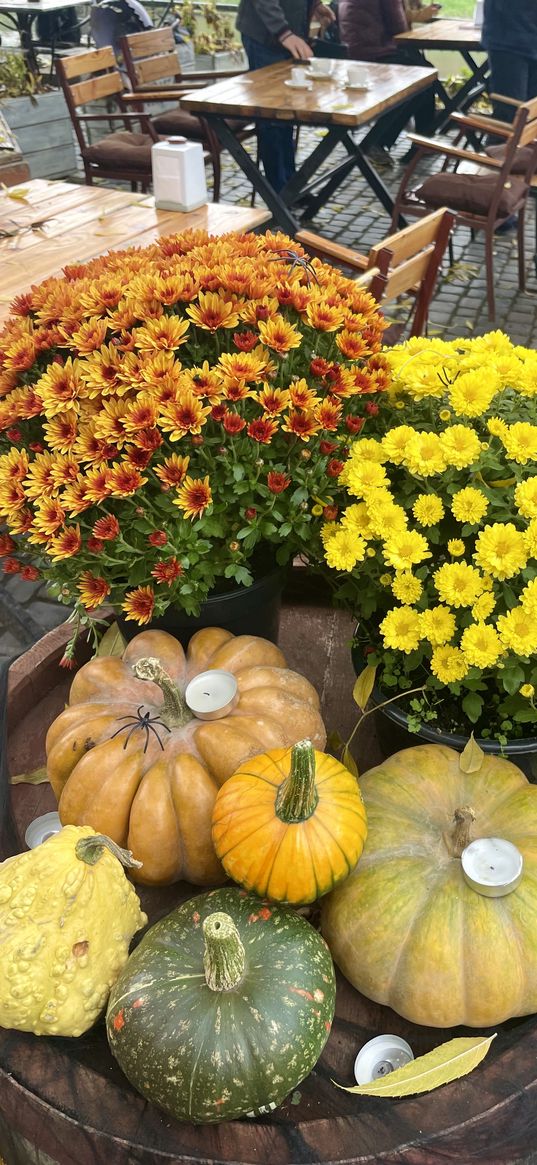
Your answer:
[0,229,388,645]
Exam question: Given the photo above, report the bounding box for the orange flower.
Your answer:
[49,524,82,560]
[282,411,320,442]
[123,393,159,435]
[247,418,278,444]
[34,358,84,417]
[33,497,66,535]
[69,317,109,354]
[187,292,241,332]
[257,316,302,354]
[61,479,92,516]
[182,361,223,402]
[305,302,346,332]
[134,315,190,351]
[108,463,147,497]
[289,379,321,411]
[93,515,120,540]
[3,334,37,372]
[173,475,212,520]
[43,412,78,454]
[315,398,343,430]
[80,344,123,397]
[77,571,111,610]
[217,350,268,385]
[336,329,373,359]
[267,471,290,494]
[82,465,113,504]
[0,447,29,483]
[154,453,190,491]
[151,557,183,584]
[159,391,211,440]
[122,585,155,624]
[223,412,247,435]
[0,534,15,556]
[255,386,290,415]
[239,296,278,326]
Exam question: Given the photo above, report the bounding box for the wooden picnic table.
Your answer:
[394,18,489,132]
[181,59,437,234]
[0,179,270,326]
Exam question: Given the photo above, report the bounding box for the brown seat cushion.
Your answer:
[84,131,153,172]
[150,107,253,141]
[485,143,537,174]
[416,172,527,217]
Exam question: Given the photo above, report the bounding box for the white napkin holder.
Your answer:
[152,137,208,212]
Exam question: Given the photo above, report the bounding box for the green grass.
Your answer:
[439,0,475,17]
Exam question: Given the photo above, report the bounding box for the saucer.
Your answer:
[284,78,313,90]
[344,81,371,91]
[305,69,334,81]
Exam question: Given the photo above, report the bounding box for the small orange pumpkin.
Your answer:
[211,739,367,904]
[46,628,326,887]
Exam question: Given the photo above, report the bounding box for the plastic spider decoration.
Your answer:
[268,248,319,285]
[109,707,171,754]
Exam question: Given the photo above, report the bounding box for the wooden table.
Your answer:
[5,600,537,1165]
[0,0,82,74]
[395,19,489,133]
[181,59,437,234]
[0,179,271,326]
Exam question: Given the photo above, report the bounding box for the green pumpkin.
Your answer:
[106,886,336,1123]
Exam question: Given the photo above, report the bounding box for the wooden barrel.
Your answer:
[3,600,537,1165]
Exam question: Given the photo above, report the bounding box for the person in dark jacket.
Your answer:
[236,0,335,190]
[482,0,537,123]
[337,0,437,158]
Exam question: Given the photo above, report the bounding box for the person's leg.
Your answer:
[241,34,296,191]
[362,50,435,153]
[528,58,537,100]
[488,49,530,121]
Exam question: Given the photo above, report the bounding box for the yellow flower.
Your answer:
[392,572,423,604]
[521,577,537,615]
[412,494,444,526]
[514,478,537,518]
[472,592,496,621]
[383,529,431,572]
[434,562,484,607]
[420,606,456,646]
[349,438,386,463]
[404,431,446,477]
[345,461,389,498]
[488,416,509,439]
[520,684,535,698]
[379,572,392,586]
[447,539,465,557]
[451,487,489,524]
[323,528,366,571]
[496,607,537,656]
[500,422,537,465]
[320,521,338,545]
[440,425,482,470]
[341,503,372,538]
[257,315,302,353]
[379,606,421,653]
[430,645,468,683]
[474,522,527,580]
[524,517,537,558]
[439,408,451,421]
[366,497,408,539]
[448,369,500,417]
[381,425,417,464]
[460,622,503,669]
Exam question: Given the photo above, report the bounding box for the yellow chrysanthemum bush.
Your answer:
[0,230,388,655]
[322,332,537,746]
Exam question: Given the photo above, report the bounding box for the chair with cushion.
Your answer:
[296,207,455,339]
[389,96,537,322]
[56,46,158,190]
[119,26,255,200]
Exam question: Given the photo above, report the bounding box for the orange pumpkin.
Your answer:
[46,628,326,886]
[212,739,367,904]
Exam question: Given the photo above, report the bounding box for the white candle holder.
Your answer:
[25,811,62,849]
[184,670,238,720]
[354,1035,414,1085]
[461,837,523,898]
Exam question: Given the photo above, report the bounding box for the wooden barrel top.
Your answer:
[4,597,537,1165]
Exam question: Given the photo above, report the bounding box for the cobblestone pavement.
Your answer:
[1,125,537,663]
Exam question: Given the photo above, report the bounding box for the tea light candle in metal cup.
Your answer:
[354,1034,414,1085]
[25,811,62,849]
[461,837,523,898]
[184,670,238,720]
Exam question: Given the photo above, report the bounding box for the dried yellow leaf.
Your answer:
[336,1034,496,1097]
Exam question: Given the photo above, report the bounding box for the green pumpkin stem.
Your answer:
[203,913,246,992]
[75,834,143,868]
[275,739,319,823]
[132,657,193,727]
[445,805,476,858]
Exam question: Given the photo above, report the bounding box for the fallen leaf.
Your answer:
[11,766,49,786]
[5,188,30,202]
[353,664,377,710]
[335,1034,496,1097]
[459,733,485,773]
[342,744,359,779]
[96,621,127,658]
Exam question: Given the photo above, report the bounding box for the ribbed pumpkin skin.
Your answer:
[322,744,537,1028]
[46,627,326,886]
[212,746,368,904]
[106,886,336,1123]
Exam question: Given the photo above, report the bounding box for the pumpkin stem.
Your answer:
[275,739,319,823]
[131,657,193,727]
[203,912,246,992]
[444,805,476,858]
[75,833,143,869]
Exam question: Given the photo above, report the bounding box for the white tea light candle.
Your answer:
[25,812,62,849]
[354,1035,414,1085]
[185,670,238,720]
[461,837,523,898]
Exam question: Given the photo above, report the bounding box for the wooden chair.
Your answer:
[119,27,255,201]
[56,46,158,190]
[297,207,455,339]
[389,96,537,321]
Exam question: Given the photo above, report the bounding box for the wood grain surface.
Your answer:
[394,18,483,50]
[181,60,437,128]
[0,180,270,325]
[4,596,537,1165]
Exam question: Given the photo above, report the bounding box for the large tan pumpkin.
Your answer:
[47,628,325,886]
[322,744,537,1028]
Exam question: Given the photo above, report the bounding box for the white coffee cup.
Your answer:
[309,58,333,76]
[291,66,309,86]
[346,64,368,86]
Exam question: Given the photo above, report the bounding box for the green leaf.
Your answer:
[327,729,343,752]
[342,745,359,779]
[501,664,526,696]
[459,733,484,774]
[461,691,484,724]
[336,1034,496,1097]
[11,766,49,786]
[96,621,127,658]
[353,664,377,711]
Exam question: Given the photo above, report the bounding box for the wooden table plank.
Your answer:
[0,181,271,322]
[181,60,437,128]
[395,18,483,50]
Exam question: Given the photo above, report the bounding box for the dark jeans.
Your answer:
[488,49,537,122]
[361,49,436,150]
[242,34,296,192]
